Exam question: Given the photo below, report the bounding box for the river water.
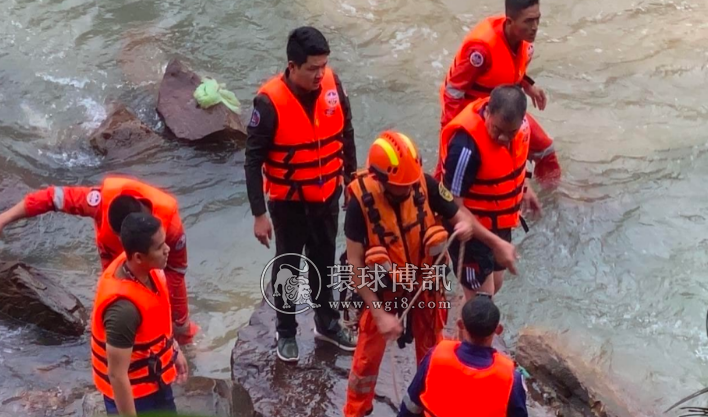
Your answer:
[1,0,707,414]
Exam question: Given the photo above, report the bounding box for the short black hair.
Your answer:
[461,295,501,339]
[488,85,527,125]
[506,0,539,19]
[120,213,161,258]
[108,195,144,234]
[287,26,330,67]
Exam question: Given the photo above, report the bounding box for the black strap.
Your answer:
[473,165,527,186]
[411,182,428,261]
[520,216,530,233]
[469,202,523,231]
[92,334,170,353]
[268,133,342,152]
[265,149,343,170]
[464,183,524,202]
[263,168,342,186]
[358,176,395,247]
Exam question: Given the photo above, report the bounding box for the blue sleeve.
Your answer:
[442,129,480,198]
[507,370,528,417]
[397,349,433,417]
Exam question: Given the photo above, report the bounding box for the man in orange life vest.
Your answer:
[397,295,528,417]
[244,26,358,362]
[440,85,542,300]
[91,212,188,415]
[343,132,474,417]
[437,0,561,188]
[0,176,198,344]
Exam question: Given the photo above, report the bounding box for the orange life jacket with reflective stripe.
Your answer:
[347,171,437,283]
[90,253,176,399]
[259,68,345,202]
[96,177,179,267]
[419,340,515,417]
[442,16,532,108]
[439,98,530,230]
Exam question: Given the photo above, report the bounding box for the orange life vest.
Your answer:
[90,253,176,399]
[439,98,530,230]
[96,177,179,267]
[442,16,532,107]
[419,340,515,417]
[258,68,345,203]
[347,171,437,286]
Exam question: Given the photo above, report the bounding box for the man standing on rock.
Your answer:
[397,295,528,417]
[244,26,358,362]
[91,212,188,415]
[343,131,474,417]
[0,175,199,345]
[436,0,561,188]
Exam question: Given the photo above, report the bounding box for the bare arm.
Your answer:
[0,201,27,232]
[347,238,381,311]
[106,344,136,416]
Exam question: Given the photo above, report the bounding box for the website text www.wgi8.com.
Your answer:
[329,296,451,313]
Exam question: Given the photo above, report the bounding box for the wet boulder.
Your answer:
[516,327,641,417]
[81,377,236,417]
[0,262,88,336]
[157,58,246,144]
[87,104,163,160]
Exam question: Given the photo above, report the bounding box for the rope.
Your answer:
[389,229,467,409]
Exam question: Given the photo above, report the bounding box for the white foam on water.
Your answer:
[39,74,90,89]
[20,102,51,130]
[79,97,107,130]
[38,149,102,168]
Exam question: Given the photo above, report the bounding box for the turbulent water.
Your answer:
[2,0,708,414]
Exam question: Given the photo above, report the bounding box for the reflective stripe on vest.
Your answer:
[439,98,530,230]
[95,177,178,266]
[259,68,345,202]
[441,16,532,107]
[419,340,515,417]
[347,172,436,278]
[90,253,176,399]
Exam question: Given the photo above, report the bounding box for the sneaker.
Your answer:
[313,325,357,352]
[276,334,299,362]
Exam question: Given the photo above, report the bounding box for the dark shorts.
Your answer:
[448,229,512,291]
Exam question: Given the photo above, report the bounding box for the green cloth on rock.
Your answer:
[193,77,241,114]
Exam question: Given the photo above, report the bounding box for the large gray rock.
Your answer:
[88,104,163,160]
[157,58,246,144]
[0,262,88,336]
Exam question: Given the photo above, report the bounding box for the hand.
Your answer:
[373,312,403,341]
[492,240,518,275]
[522,186,543,220]
[175,349,189,384]
[453,217,474,242]
[526,85,547,111]
[254,214,273,249]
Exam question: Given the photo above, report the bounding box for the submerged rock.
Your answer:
[516,327,643,417]
[157,58,246,144]
[0,262,88,336]
[87,104,163,160]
